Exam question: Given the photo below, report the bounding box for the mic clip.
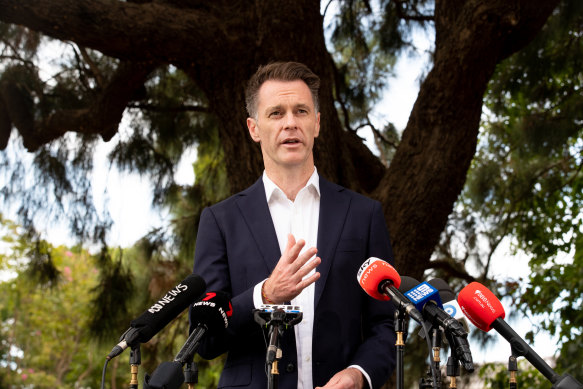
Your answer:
[107,327,141,360]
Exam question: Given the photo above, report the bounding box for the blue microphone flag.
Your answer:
[404,281,443,311]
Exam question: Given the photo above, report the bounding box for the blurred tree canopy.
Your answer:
[0,214,224,388]
[1,0,582,387]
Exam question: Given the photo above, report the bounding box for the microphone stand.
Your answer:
[508,353,518,389]
[183,357,198,389]
[394,308,407,389]
[265,310,286,389]
[129,345,141,389]
[253,306,303,389]
[419,326,442,389]
[446,356,460,389]
[509,344,583,389]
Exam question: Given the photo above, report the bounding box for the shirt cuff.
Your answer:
[348,365,372,389]
[253,279,268,308]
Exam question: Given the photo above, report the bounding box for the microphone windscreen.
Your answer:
[427,278,456,302]
[357,257,401,301]
[457,281,505,332]
[191,291,232,334]
[143,361,184,389]
[398,276,420,293]
[131,273,207,343]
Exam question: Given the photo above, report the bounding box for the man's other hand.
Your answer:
[316,367,365,389]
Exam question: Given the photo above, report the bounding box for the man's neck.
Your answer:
[265,165,315,201]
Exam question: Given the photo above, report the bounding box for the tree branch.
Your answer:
[127,103,210,113]
[427,259,477,283]
[0,0,231,64]
[0,60,157,151]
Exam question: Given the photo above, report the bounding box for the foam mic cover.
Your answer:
[130,273,207,343]
[398,276,419,293]
[427,278,456,302]
[190,291,232,333]
[457,281,505,332]
[357,257,401,301]
[143,361,184,389]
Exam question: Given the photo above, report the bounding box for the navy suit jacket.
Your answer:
[191,176,396,389]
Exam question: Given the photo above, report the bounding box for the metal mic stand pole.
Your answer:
[266,312,284,389]
[129,345,141,389]
[446,356,460,389]
[508,354,518,389]
[431,327,442,389]
[419,327,442,389]
[183,355,198,389]
[395,308,407,389]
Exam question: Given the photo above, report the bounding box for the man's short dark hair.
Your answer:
[245,61,320,119]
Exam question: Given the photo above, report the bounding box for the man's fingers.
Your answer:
[289,246,317,272]
[283,234,296,255]
[283,237,306,263]
[298,271,320,290]
[296,255,320,278]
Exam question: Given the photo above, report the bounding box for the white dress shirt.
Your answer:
[252,168,371,389]
[253,168,320,389]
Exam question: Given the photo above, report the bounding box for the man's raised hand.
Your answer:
[262,234,321,304]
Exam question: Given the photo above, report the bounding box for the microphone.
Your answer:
[399,277,474,372]
[253,304,303,327]
[106,273,206,360]
[427,278,470,332]
[357,257,424,323]
[174,291,232,364]
[458,282,575,385]
[143,361,184,389]
[142,291,232,389]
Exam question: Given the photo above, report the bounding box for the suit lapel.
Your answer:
[235,178,281,273]
[315,177,350,308]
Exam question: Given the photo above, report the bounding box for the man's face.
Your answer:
[247,80,320,172]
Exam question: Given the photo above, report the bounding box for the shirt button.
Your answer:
[286,363,295,373]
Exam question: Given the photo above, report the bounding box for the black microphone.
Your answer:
[427,278,470,332]
[141,291,232,389]
[107,273,206,360]
[174,291,232,364]
[143,361,184,389]
[399,276,474,372]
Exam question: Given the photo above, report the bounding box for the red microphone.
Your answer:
[457,281,505,332]
[457,282,564,384]
[357,257,423,323]
[357,257,401,300]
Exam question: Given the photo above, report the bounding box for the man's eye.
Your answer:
[297,109,307,114]
[269,111,281,117]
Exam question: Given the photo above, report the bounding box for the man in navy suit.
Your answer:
[192,62,396,389]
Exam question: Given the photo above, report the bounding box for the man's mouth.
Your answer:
[283,139,301,144]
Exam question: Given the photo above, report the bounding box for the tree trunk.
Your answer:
[376,0,560,278]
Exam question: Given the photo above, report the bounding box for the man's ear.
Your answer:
[247,117,261,143]
[314,112,321,138]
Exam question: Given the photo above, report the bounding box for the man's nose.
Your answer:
[283,112,297,129]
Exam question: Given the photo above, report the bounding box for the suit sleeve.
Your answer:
[189,206,259,359]
[350,200,397,388]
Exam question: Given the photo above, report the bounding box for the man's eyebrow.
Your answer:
[264,104,283,113]
[263,103,311,114]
